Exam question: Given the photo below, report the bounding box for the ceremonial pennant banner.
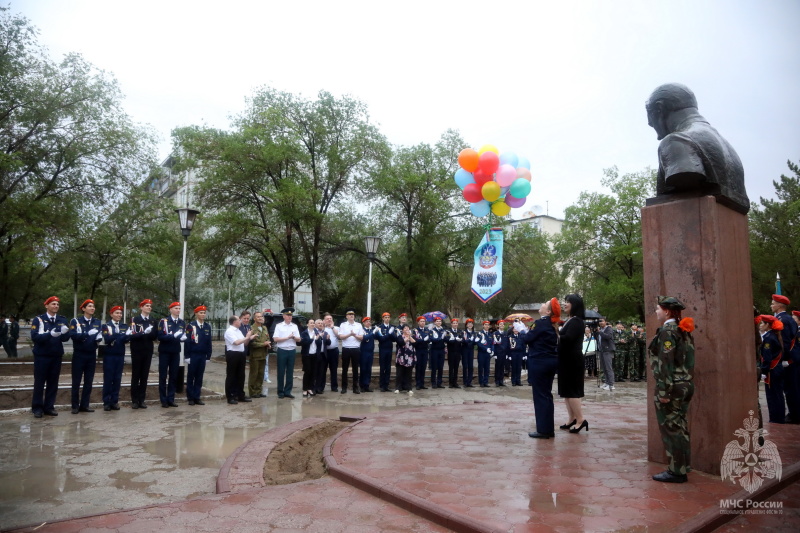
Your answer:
[471,227,504,303]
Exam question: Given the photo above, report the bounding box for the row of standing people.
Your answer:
[30,296,213,417]
[756,294,800,425]
[593,320,648,391]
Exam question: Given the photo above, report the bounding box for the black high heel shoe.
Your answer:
[569,420,589,433]
[559,419,577,430]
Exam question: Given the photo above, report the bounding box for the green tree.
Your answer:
[0,7,155,316]
[554,167,656,321]
[749,160,800,308]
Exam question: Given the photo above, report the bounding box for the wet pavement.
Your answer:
[1,353,798,532]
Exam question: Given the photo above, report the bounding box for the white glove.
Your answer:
[761,374,766,380]
[173,330,182,338]
[488,349,494,356]
[782,361,789,367]
[144,326,153,334]
[180,334,187,341]
[50,328,61,337]
[507,355,511,361]
[96,332,103,341]
[523,356,528,361]
[60,325,69,335]
[88,328,98,336]
[389,327,395,335]
[126,328,132,336]
[491,355,496,360]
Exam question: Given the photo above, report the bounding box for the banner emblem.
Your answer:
[471,227,503,303]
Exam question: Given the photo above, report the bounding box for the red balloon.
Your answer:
[463,183,483,203]
[474,168,494,186]
[478,151,500,175]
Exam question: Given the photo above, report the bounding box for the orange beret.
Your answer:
[382,312,391,317]
[139,299,153,307]
[465,318,474,323]
[482,320,490,325]
[772,294,790,305]
[194,305,207,313]
[169,302,180,309]
[44,296,60,306]
[109,305,123,314]
[451,318,459,323]
[399,313,407,318]
[497,319,506,324]
[361,316,371,323]
[417,316,426,322]
[79,299,94,310]
[550,297,561,324]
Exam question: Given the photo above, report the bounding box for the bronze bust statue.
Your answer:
[646,83,749,214]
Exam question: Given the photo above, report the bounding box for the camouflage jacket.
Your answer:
[614,328,632,350]
[648,321,695,401]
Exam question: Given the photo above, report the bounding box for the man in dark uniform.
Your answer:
[130,298,158,409]
[413,316,430,390]
[30,296,70,417]
[428,317,446,388]
[614,322,631,381]
[0,316,7,355]
[157,302,186,407]
[68,299,101,413]
[186,305,212,405]
[101,305,131,411]
[493,320,508,387]
[359,317,375,392]
[374,312,396,392]
[475,320,494,387]
[446,318,462,388]
[632,323,647,381]
[771,294,799,423]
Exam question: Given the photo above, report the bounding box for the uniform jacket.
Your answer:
[524,316,558,359]
[130,314,159,355]
[102,320,130,356]
[375,323,396,352]
[69,316,102,355]
[648,321,695,401]
[775,311,798,363]
[158,317,185,354]
[475,330,493,355]
[248,324,270,360]
[31,313,70,357]
[428,326,446,350]
[301,328,323,357]
[186,320,213,358]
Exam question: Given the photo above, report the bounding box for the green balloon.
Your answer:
[509,178,531,198]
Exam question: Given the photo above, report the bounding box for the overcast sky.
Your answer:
[15,0,800,218]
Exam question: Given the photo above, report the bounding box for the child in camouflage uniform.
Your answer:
[649,296,695,483]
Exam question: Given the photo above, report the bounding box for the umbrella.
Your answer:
[584,310,602,319]
[505,313,534,322]
[423,311,448,322]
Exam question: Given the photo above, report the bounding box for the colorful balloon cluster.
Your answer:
[454,145,532,217]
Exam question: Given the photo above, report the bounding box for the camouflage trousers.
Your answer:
[614,348,637,380]
[654,381,694,475]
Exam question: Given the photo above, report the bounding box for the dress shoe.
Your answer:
[285,394,295,399]
[465,384,474,388]
[227,399,239,405]
[341,389,347,394]
[331,388,338,392]
[79,407,95,413]
[363,388,372,392]
[105,405,113,411]
[419,386,428,390]
[353,389,360,394]
[187,400,195,406]
[528,432,554,439]
[303,392,309,398]
[168,402,179,407]
[497,383,506,387]
[380,388,389,392]
[559,419,577,430]
[316,390,324,395]
[44,409,58,416]
[139,402,148,409]
[258,394,267,398]
[569,420,589,433]
[131,403,140,409]
[71,407,79,414]
[33,411,43,418]
[111,404,120,410]
[277,394,285,399]
[195,400,205,405]
[238,397,252,403]
[652,470,687,483]
[161,403,169,408]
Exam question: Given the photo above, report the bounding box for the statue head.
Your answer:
[646,83,698,140]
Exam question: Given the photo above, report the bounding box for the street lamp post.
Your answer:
[225,262,237,316]
[364,236,381,319]
[176,207,200,393]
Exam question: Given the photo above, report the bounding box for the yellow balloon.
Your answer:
[482,181,501,202]
[478,144,500,155]
[491,200,511,216]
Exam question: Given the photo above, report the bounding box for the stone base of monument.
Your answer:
[642,194,755,476]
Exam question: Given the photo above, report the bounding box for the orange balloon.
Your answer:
[516,168,532,182]
[458,149,479,172]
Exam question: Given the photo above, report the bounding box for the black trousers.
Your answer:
[447,345,461,386]
[341,347,361,391]
[225,350,247,400]
[130,349,153,404]
[302,354,316,391]
[396,364,413,391]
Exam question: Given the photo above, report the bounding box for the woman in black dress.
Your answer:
[558,293,588,433]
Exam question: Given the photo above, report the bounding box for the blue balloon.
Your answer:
[500,185,509,196]
[509,177,532,198]
[454,169,475,190]
[517,156,531,170]
[499,152,519,168]
[470,200,491,217]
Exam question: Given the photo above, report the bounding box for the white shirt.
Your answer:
[307,328,319,354]
[339,321,364,349]
[325,326,339,350]
[224,325,245,352]
[274,321,300,349]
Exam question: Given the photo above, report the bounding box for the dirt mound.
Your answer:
[263,419,350,485]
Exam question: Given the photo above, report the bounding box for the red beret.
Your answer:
[139,299,153,307]
[361,316,371,323]
[465,318,474,323]
[382,312,391,317]
[758,314,784,331]
[399,313,407,318]
[79,299,94,310]
[194,305,207,313]
[169,302,180,309]
[497,319,506,324]
[417,316,426,322]
[109,305,123,314]
[793,311,800,318]
[451,318,459,323]
[482,320,490,325]
[43,296,60,306]
[772,294,790,305]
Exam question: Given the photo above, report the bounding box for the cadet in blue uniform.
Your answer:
[506,323,526,386]
[375,313,396,392]
[157,301,186,407]
[771,294,799,423]
[130,298,158,409]
[493,320,508,386]
[185,305,212,405]
[525,299,561,438]
[446,318,463,388]
[413,316,430,390]
[428,317,447,388]
[30,296,70,417]
[359,317,375,392]
[476,320,493,387]
[461,318,477,387]
[757,314,786,423]
[101,305,131,411]
[69,299,101,414]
